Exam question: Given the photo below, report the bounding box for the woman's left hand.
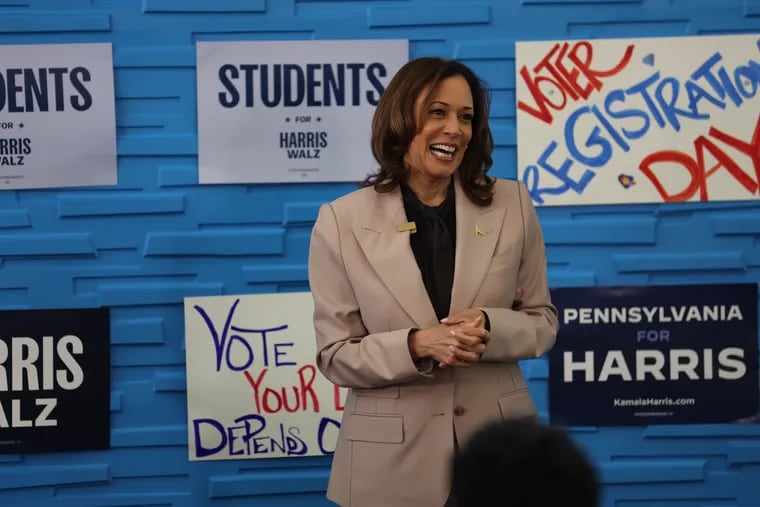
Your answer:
[439,309,490,367]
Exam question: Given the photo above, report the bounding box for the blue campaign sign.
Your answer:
[548,284,759,426]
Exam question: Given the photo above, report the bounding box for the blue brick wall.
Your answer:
[0,1,758,506]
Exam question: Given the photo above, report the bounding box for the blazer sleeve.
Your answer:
[479,181,559,362]
[308,202,425,389]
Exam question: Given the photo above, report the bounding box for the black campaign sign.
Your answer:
[0,308,110,453]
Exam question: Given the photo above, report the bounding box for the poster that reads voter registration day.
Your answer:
[548,284,759,426]
[0,43,117,190]
[516,34,760,206]
[184,292,347,460]
[196,39,408,184]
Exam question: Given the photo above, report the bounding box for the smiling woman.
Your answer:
[308,57,558,507]
[366,57,495,207]
[403,74,473,204]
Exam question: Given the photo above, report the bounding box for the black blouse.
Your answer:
[401,182,456,321]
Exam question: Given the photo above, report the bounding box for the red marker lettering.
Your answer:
[518,41,635,125]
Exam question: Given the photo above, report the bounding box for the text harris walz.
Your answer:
[0,137,31,167]
[280,129,328,160]
[0,335,84,428]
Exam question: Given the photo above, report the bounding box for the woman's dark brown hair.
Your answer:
[362,57,495,205]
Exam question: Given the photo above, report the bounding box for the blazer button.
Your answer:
[454,406,465,416]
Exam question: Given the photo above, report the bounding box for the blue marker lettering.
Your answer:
[565,106,613,167]
[625,71,666,129]
[654,76,709,132]
[604,89,650,140]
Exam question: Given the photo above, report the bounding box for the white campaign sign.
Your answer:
[516,34,760,206]
[0,43,116,189]
[184,292,346,460]
[197,39,408,184]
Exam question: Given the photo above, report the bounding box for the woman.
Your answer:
[308,57,558,507]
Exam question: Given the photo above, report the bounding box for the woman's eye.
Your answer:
[430,108,446,116]
[461,114,473,122]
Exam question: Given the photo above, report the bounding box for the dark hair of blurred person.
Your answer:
[451,419,599,507]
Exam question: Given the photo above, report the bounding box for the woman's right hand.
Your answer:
[408,316,488,367]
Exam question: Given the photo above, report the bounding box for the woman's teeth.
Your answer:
[430,144,456,160]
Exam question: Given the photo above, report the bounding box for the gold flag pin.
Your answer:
[475,226,486,236]
[396,221,417,233]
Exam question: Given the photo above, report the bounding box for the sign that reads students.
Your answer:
[549,284,759,426]
[0,43,117,190]
[196,39,408,184]
[0,308,110,453]
[184,293,346,460]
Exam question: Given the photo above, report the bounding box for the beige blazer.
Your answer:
[308,176,558,507]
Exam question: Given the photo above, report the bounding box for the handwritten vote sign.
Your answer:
[184,293,345,460]
[516,34,760,206]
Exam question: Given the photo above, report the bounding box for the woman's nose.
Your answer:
[443,113,462,135]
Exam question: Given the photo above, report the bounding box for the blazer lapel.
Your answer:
[352,188,438,328]
[449,178,506,313]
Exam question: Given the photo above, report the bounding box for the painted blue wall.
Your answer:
[0,0,758,506]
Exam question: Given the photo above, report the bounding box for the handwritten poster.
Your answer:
[516,34,760,206]
[196,39,408,184]
[0,43,117,190]
[548,284,759,426]
[184,293,345,460]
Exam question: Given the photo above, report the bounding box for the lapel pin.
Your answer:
[475,225,486,236]
[396,221,417,233]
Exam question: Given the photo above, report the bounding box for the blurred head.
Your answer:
[364,57,495,205]
[451,419,599,507]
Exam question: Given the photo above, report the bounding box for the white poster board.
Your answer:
[516,34,760,206]
[0,43,116,189]
[184,292,346,460]
[197,39,408,183]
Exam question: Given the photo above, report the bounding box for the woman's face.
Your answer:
[405,74,474,183]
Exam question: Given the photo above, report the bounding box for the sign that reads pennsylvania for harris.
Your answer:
[196,39,408,184]
[184,293,346,460]
[516,34,760,206]
[0,308,110,453]
[0,43,117,190]
[549,284,759,426]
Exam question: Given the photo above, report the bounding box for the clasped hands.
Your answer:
[408,308,490,368]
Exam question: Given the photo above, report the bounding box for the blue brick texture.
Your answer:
[0,1,758,506]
